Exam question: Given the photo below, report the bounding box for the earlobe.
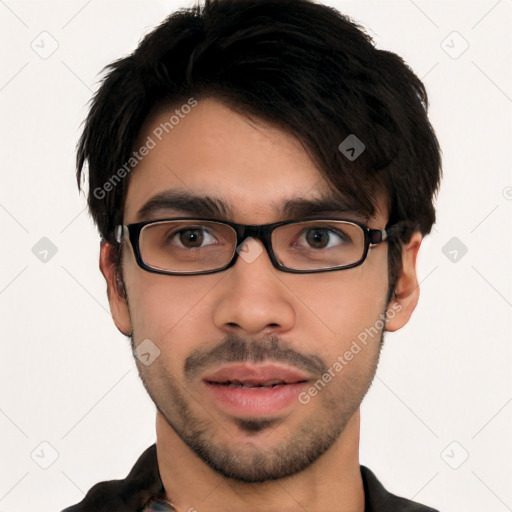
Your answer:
[385,232,423,332]
[99,241,132,336]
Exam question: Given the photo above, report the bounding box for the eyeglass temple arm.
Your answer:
[369,223,403,245]
[374,221,411,245]
[115,225,124,244]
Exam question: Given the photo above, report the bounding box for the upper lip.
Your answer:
[203,363,311,386]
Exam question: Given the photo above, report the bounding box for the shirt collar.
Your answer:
[62,444,438,512]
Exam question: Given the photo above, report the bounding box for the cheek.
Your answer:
[124,268,224,358]
[123,246,389,371]
[292,262,389,346]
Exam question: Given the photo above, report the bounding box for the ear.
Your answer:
[99,240,132,336]
[385,231,423,332]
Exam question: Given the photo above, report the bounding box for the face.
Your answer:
[101,98,419,483]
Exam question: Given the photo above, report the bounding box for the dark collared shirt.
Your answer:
[61,444,439,512]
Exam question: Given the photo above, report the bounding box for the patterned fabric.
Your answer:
[141,496,177,511]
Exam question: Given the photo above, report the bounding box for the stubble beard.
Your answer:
[131,330,384,483]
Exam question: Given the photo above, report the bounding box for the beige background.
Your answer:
[0,1,511,511]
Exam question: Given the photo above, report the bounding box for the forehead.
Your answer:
[123,98,385,224]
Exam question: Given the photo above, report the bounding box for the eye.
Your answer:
[170,226,217,249]
[300,227,351,250]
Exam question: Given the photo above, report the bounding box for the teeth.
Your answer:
[225,380,285,388]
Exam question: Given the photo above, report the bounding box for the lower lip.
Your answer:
[203,381,308,416]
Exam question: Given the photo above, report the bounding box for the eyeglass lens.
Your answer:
[138,220,365,273]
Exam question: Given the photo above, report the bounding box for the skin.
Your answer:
[99,98,422,512]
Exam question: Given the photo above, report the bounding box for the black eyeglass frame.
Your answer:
[115,217,395,276]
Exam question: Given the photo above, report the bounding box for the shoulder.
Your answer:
[60,445,163,512]
[61,479,127,512]
[361,465,440,512]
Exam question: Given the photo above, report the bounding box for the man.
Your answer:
[63,0,441,510]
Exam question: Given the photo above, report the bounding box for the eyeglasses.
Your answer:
[115,217,393,276]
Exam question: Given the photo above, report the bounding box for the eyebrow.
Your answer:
[135,189,367,222]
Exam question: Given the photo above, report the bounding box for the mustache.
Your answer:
[184,333,328,381]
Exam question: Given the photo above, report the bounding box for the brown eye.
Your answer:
[305,228,330,249]
[301,227,351,250]
[178,228,204,248]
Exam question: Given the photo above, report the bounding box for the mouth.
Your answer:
[203,363,310,385]
[206,379,305,388]
[202,364,311,417]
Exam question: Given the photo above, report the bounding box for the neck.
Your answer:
[155,410,365,512]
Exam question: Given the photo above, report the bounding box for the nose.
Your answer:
[212,237,296,336]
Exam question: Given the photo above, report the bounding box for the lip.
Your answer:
[202,363,310,417]
[203,363,310,386]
